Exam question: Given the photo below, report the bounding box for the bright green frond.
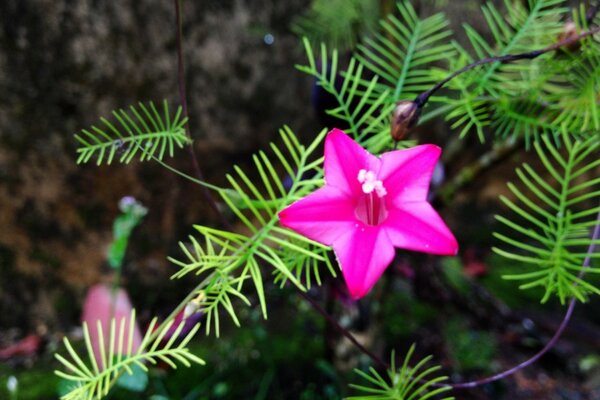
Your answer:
[297,40,396,146]
[170,127,335,334]
[75,101,190,165]
[547,47,600,134]
[355,1,454,101]
[439,0,568,142]
[494,130,600,304]
[292,0,379,51]
[297,2,454,151]
[55,310,204,400]
[297,38,415,152]
[348,345,454,400]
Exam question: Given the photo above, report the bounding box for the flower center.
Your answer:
[355,169,388,226]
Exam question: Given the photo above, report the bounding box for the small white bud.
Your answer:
[184,292,205,319]
[7,376,17,393]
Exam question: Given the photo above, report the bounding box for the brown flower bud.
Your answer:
[557,21,581,52]
[391,100,420,141]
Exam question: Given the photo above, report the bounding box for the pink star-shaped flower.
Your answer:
[278,129,458,299]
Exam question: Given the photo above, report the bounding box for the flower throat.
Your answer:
[355,169,388,226]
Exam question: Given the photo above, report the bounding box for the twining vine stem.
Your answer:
[446,205,600,389]
[297,290,389,370]
[413,25,600,110]
[174,0,230,229]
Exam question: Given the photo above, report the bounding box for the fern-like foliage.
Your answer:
[55,310,204,400]
[297,1,454,153]
[169,127,336,336]
[546,7,600,134]
[75,100,190,165]
[549,50,600,133]
[297,0,598,148]
[291,0,379,51]
[493,130,600,304]
[437,0,599,144]
[355,1,454,102]
[348,345,454,400]
[297,38,397,153]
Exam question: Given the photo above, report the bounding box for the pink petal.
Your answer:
[332,226,396,299]
[383,202,458,255]
[379,144,441,204]
[324,129,380,196]
[278,186,357,245]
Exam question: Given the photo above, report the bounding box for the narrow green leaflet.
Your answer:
[355,1,454,101]
[291,0,379,51]
[348,345,454,400]
[296,39,395,150]
[170,127,336,335]
[494,130,600,304]
[54,310,204,400]
[75,100,190,165]
[438,0,568,142]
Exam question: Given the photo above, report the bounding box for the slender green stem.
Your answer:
[152,156,225,193]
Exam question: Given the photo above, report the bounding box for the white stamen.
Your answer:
[374,181,387,197]
[358,169,367,182]
[357,169,387,198]
[362,180,375,194]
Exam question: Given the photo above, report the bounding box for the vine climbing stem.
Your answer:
[412,25,600,111]
[445,204,600,389]
[174,0,230,229]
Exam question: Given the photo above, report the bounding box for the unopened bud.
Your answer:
[391,101,420,141]
[557,21,580,51]
[183,292,205,319]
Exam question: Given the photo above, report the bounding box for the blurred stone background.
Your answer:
[0,0,317,334]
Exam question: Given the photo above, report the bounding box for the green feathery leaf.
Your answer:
[494,129,600,304]
[170,127,335,335]
[355,1,454,102]
[546,6,600,135]
[292,0,379,51]
[54,310,204,400]
[297,39,396,148]
[75,101,190,165]
[348,345,454,400]
[439,0,568,142]
[297,38,416,154]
